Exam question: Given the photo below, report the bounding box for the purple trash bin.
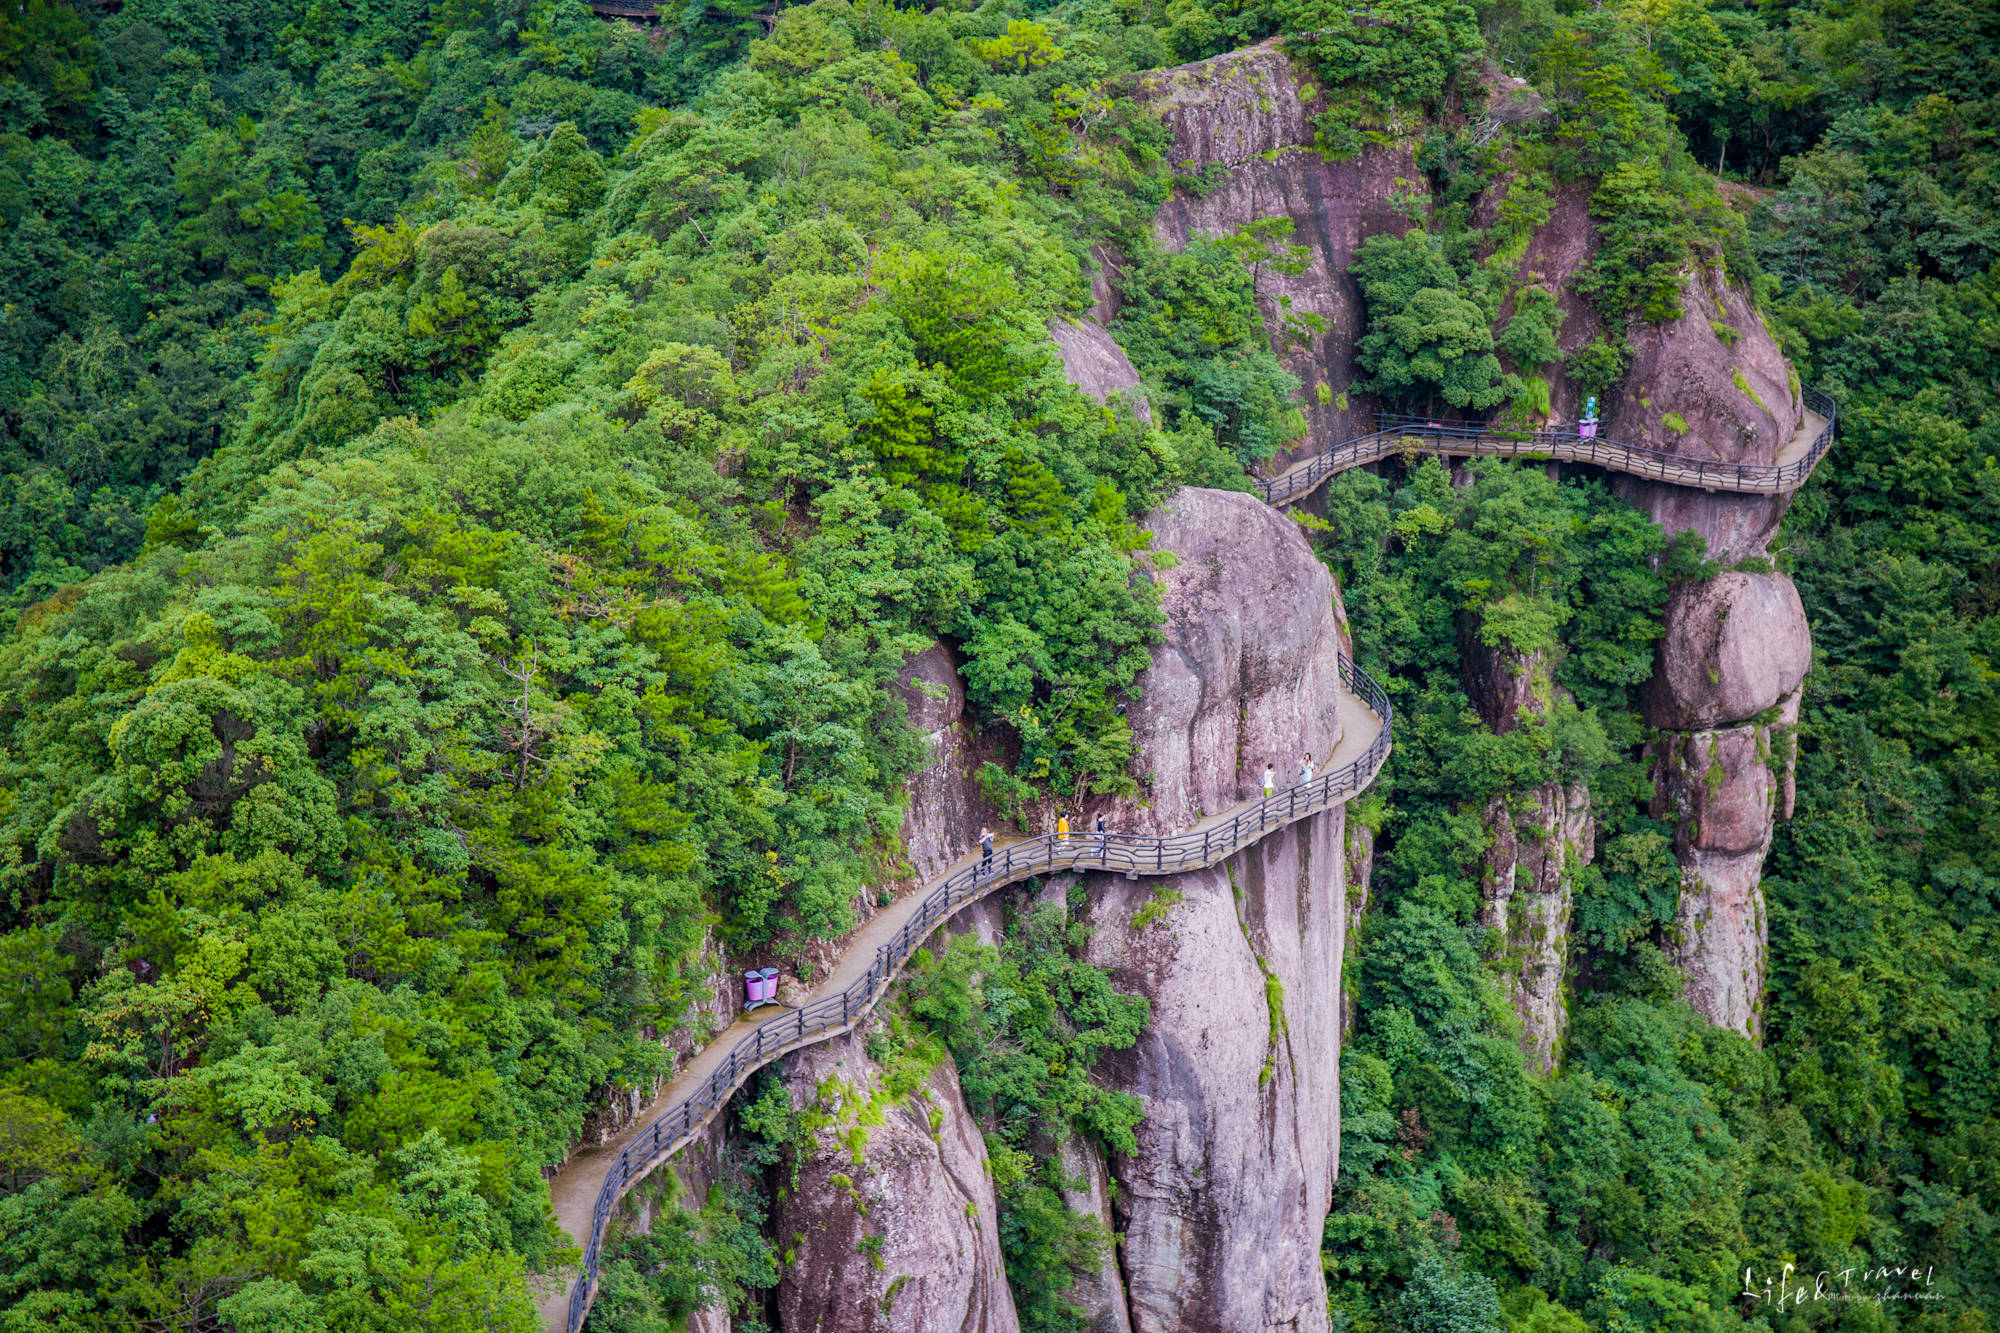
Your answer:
[760,968,780,1003]
[744,970,762,1007]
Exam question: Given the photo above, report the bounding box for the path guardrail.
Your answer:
[1257,388,1838,506]
[560,652,1393,1332]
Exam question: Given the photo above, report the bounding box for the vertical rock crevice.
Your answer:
[1463,638,1593,1069]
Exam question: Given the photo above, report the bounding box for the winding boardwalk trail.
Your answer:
[1258,399,1834,507]
[538,388,1837,1332]
[540,668,1390,1330]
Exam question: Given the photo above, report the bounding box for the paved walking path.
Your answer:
[538,665,1388,1331]
[537,387,1839,1331]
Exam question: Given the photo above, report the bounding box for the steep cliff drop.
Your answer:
[1642,569,1810,1037]
[757,482,1356,1333]
[1609,278,1813,1038]
[1075,486,1351,1333]
[750,653,1018,1333]
[771,1026,1022,1333]
[1140,43,1414,457]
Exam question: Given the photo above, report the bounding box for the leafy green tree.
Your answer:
[1350,230,1518,412]
[1396,1254,1503,1333]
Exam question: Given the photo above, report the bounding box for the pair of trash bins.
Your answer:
[744,968,781,1008]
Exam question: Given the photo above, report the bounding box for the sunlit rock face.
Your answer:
[772,1024,1020,1333]
[1138,43,1416,458]
[1075,806,1346,1333]
[1119,486,1348,836]
[1606,269,1803,463]
[1643,572,1812,732]
[1051,315,1152,423]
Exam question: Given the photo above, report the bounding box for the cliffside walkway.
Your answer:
[538,385,1843,1330]
[1258,388,1836,507]
[539,657,1392,1332]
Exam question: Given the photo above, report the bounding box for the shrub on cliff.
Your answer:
[1350,229,1519,412]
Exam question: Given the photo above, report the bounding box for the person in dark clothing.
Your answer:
[979,827,994,876]
[1095,813,1108,856]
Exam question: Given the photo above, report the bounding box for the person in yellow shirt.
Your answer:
[1056,811,1070,842]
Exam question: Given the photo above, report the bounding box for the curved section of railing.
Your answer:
[560,653,1393,1332]
[1258,388,1837,506]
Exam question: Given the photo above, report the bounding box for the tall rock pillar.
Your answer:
[1592,264,1817,1039]
[1064,485,1351,1333]
[1641,570,1810,1038]
[1463,640,1592,1069]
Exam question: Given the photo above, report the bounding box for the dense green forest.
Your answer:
[1,0,1995,1329]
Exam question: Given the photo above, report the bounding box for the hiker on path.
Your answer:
[1299,752,1315,786]
[1263,763,1276,799]
[1095,813,1108,856]
[979,827,994,876]
[1057,811,1070,842]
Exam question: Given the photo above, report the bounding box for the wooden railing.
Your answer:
[559,654,1393,1332]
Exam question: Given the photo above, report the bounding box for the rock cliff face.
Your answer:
[1051,316,1153,423]
[1644,588,1805,1038]
[771,482,1353,1333]
[1058,1134,1135,1333]
[1052,484,1349,1333]
[1119,486,1348,834]
[1478,125,1814,1039]
[773,1023,1021,1333]
[1642,573,1812,731]
[895,643,1006,884]
[1479,781,1591,1069]
[1075,808,1345,1333]
[1606,270,1802,463]
[1464,641,1592,1068]
[1139,44,1414,455]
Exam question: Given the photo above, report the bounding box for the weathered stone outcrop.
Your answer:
[1642,572,1812,732]
[1637,564,1807,1036]
[1120,486,1347,833]
[1139,44,1415,454]
[1075,807,1345,1333]
[773,1023,1020,1333]
[895,643,1006,883]
[1051,316,1152,422]
[1058,1135,1134,1333]
[1049,479,1351,1333]
[1607,270,1802,463]
[1464,640,1592,1068]
[1648,685,1799,1036]
[1480,782,1591,1069]
[1477,143,1814,1037]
